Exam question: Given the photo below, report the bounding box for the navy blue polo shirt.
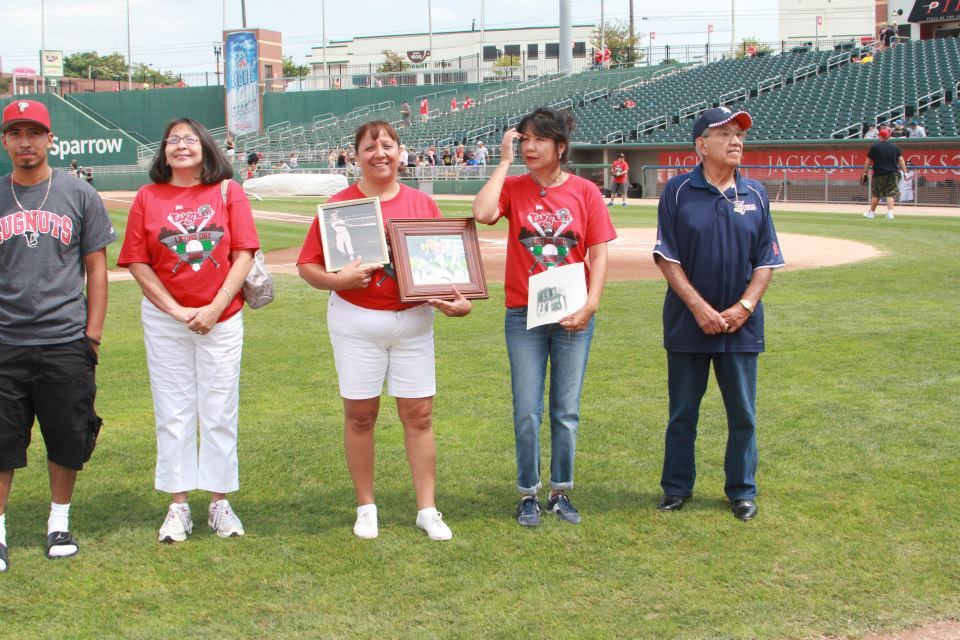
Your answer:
[653,164,785,353]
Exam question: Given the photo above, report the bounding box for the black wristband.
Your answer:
[85,335,101,345]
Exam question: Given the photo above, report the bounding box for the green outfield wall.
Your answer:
[68,86,226,142]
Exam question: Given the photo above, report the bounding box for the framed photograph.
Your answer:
[387,218,489,303]
[316,197,389,272]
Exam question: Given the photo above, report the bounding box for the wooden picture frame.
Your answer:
[387,218,489,303]
[316,197,389,272]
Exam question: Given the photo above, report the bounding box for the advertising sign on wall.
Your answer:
[225,31,260,135]
[40,50,64,77]
[658,148,960,180]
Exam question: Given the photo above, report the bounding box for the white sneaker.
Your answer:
[886,211,894,219]
[353,506,378,539]
[416,508,452,541]
[208,500,244,538]
[863,211,875,219]
[158,504,192,543]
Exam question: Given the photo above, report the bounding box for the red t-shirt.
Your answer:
[451,98,458,110]
[297,182,442,311]
[611,159,629,184]
[494,174,617,308]
[420,99,429,114]
[117,180,261,321]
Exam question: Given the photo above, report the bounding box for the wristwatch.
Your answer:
[738,298,755,314]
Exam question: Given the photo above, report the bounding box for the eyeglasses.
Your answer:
[165,135,200,146]
[704,130,749,141]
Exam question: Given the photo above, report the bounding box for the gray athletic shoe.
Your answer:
[546,493,582,524]
[516,496,541,527]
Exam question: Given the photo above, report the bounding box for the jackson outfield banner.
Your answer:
[225,31,260,135]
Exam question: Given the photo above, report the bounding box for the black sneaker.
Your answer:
[547,493,582,524]
[516,496,541,527]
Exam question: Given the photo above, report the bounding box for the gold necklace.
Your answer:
[530,170,564,197]
[10,169,54,213]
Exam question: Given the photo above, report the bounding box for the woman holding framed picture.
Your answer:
[472,107,617,528]
[297,120,471,541]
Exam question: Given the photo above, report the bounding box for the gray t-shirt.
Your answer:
[0,169,117,345]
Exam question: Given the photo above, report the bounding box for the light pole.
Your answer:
[126,0,133,90]
[214,44,223,85]
[322,0,328,89]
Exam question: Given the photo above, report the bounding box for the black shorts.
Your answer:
[0,338,102,471]
[612,181,627,196]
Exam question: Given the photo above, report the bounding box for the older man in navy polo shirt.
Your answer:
[652,107,785,521]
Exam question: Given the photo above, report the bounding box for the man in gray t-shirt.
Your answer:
[0,99,116,572]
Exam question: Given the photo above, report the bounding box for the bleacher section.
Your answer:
[575,50,834,144]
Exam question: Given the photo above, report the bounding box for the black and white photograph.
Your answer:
[526,262,588,329]
[316,197,389,272]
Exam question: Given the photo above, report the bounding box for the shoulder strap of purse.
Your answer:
[220,179,230,205]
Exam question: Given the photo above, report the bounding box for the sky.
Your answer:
[0,0,781,79]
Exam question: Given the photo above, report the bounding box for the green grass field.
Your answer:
[2,200,958,639]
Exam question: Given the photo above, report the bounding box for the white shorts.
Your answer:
[327,292,436,399]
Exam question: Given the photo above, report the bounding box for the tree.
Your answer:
[131,63,179,86]
[282,56,309,78]
[377,50,407,74]
[492,54,521,78]
[735,37,773,59]
[591,20,645,64]
[63,51,129,80]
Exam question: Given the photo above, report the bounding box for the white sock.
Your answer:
[48,502,70,534]
[357,503,377,517]
[417,506,438,519]
[47,503,78,558]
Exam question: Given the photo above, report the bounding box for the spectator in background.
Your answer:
[474,140,488,165]
[864,124,879,139]
[465,151,478,166]
[908,120,926,138]
[462,96,474,110]
[859,52,874,64]
[399,144,409,168]
[288,153,298,170]
[602,46,612,68]
[328,148,338,168]
[608,153,629,207]
[450,96,458,112]
[441,148,453,167]
[400,102,412,128]
[419,98,429,123]
[879,23,896,48]
[225,135,236,159]
[454,144,465,165]
[890,119,908,138]
[592,48,603,70]
[863,127,908,220]
[426,144,437,167]
[389,76,398,87]
[336,153,347,170]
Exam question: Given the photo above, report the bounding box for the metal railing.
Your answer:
[637,115,669,136]
[792,63,818,83]
[758,74,785,95]
[831,123,864,139]
[875,104,907,126]
[917,88,946,114]
[719,87,748,107]
[605,130,624,144]
[678,101,708,122]
[826,52,851,71]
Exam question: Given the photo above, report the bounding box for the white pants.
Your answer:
[327,292,435,399]
[141,299,244,494]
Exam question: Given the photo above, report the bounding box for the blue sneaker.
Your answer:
[547,493,582,524]
[516,496,541,527]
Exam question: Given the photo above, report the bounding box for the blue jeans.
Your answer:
[661,351,759,501]
[505,307,595,494]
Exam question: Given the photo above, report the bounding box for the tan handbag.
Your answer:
[221,180,275,309]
